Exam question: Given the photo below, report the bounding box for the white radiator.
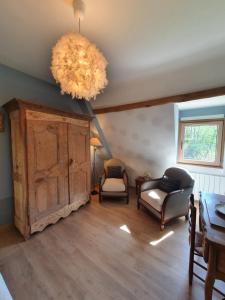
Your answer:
[190,172,225,199]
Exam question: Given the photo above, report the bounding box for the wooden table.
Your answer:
[199,192,225,300]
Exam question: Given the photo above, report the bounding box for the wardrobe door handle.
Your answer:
[69,159,74,166]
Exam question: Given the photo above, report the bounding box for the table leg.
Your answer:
[205,274,215,300]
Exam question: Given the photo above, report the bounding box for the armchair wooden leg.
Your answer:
[160,214,165,231]
[160,224,165,231]
[137,198,140,209]
[99,194,102,203]
[126,196,129,204]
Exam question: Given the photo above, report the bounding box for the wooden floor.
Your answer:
[0,189,223,300]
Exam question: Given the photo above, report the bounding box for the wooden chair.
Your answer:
[189,194,206,285]
[99,158,129,204]
[189,194,225,297]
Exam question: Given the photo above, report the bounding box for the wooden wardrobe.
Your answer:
[4,99,91,239]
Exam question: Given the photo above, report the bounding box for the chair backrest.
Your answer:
[164,167,194,189]
[104,158,125,177]
[189,194,196,250]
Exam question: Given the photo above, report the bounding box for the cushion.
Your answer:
[158,176,180,193]
[102,178,126,192]
[165,167,194,189]
[195,231,203,247]
[195,232,204,256]
[107,166,122,178]
[141,189,168,212]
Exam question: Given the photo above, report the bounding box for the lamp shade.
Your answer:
[51,33,108,101]
[90,137,102,147]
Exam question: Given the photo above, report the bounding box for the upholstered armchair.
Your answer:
[99,158,129,204]
[138,167,194,230]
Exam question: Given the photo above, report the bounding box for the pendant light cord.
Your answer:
[75,17,81,34]
[73,0,85,34]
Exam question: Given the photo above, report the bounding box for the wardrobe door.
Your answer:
[27,118,69,224]
[68,123,90,204]
[10,110,29,237]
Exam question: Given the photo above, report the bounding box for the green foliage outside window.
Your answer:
[183,124,218,162]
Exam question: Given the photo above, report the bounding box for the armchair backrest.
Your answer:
[104,158,125,177]
[164,167,194,189]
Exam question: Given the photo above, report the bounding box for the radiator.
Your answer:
[190,172,225,199]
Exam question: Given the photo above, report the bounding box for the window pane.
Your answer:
[183,124,218,162]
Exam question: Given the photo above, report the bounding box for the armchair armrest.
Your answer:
[141,178,161,192]
[167,189,184,196]
[163,187,193,221]
[123,170,129,191]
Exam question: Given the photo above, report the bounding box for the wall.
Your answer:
[179,105,225,119]
[97,103,176,186]
[0,64,84,225]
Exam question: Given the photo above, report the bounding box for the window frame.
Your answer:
[177,119,225,167]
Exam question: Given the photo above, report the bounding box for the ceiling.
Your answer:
[1,0,225,108]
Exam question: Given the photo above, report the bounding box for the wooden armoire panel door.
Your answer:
[10,110,29,236]
[27,119,69,224]
[68,124,90,204]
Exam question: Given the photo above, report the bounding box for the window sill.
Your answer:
[177,161,223,169]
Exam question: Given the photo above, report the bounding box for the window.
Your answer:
[178,119,224,167]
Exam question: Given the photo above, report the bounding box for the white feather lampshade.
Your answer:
[51,33,108,101]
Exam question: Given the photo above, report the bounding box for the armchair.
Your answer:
[99,158,129,204]
[138,167,194,230]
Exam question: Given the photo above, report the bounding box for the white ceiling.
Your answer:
[1,0,225,108]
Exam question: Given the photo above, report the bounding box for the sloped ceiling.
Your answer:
[1,0,225,108]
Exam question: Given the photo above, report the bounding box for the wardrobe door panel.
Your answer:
[68,124,90,204]
[10,110,28,236]
[27,119,69,224]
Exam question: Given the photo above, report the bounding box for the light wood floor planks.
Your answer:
[0,189,223,300]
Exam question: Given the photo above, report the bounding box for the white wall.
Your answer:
[97,104,176,185]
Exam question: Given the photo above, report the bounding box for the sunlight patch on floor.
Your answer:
[120,225,131,234]
[149,231,174,246]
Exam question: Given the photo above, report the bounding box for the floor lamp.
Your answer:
[90,137,102,195]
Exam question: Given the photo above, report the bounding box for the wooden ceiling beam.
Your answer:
[93,86,225,114]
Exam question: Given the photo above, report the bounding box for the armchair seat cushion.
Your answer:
[141,189,168,212]
[102,178,126,192]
